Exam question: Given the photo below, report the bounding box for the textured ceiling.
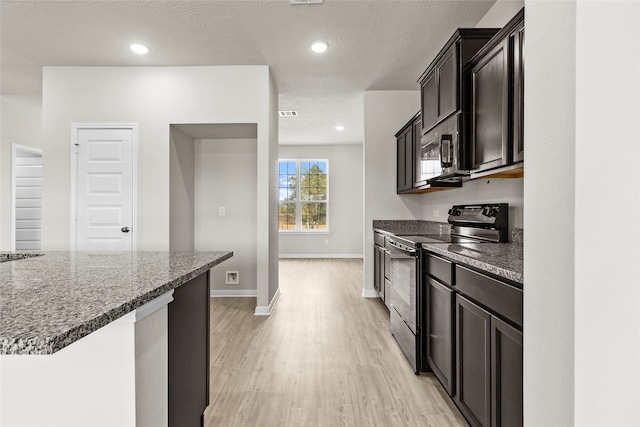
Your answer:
[0,0,496,144]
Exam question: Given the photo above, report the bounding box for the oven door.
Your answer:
[387,240,418,334]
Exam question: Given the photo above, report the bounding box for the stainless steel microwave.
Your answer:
[417,113,467,186]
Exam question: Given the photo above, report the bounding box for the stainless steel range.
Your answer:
[387,203,508,374]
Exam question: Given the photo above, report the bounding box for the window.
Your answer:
[279,159,328,232]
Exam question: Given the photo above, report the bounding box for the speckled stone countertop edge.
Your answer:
[423,244,523,285]
[1,251,233,356]
[373,220,451,236]
[47,252,233,355]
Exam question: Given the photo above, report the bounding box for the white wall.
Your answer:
[475,0,524,28]
[169,126,195,251]
[419,178,523,232]
[41,65,278,309]
[279,144,363,257]
[267,74,279,304]
[362,91,421,295]
[524,2,576,424]
[525,3,640,424]
[195,138,257,294]
[574,2,639,425]
[0,95,42,251]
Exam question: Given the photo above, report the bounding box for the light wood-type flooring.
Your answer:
[204,258,468,427]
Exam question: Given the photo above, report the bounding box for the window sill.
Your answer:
[279,231,330,235]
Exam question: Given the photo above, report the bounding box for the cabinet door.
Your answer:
[168,272,210,427]
[456,295,491,427]
[426,277,455,396]
[512,23,525,163]
[491,316,523,427]
[396,126,413,192]
[413,117,423,187]
[437,44,458,122]
[470,37,510,172]
[374,244,381,294]
[396,132,406,192]
[421,71,437,132]
[403,126,414,190]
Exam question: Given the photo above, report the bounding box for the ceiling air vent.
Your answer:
[289,0,323,4]
[279,111,299,117]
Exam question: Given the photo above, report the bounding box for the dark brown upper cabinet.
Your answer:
[466,8,525,173]
[469,38,510,172]
[419,29,500,136]
[512,20,525,163]
[395,112,419,193]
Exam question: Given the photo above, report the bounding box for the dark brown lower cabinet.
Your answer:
[491,316,523,427]
[456,294,523,427]
[168,271,210,427]
[425,277,455,396]
[456,295,491,427]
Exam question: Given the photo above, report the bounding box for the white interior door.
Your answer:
[74,127,135,251]
[11,144,43,251]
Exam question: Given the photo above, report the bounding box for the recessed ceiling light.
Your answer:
[129,43,149,55]
[335,125,345,131]
[311,41,328,53]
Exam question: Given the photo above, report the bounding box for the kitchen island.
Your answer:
[0,251,232,426]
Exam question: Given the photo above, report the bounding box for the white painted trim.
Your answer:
[278,253,364,259]
[362,289,380,298]
[10,144,43,251]
[70,124,138,251]
[210,289,257,298]
[254,287,281,316]
[120,290,174,323]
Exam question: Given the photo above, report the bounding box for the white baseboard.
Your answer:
[210,289,257,298]
[362,289,380,298]
[255,287,281,316]
[279,253,363,259]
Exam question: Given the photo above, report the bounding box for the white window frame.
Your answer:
[278,159,329,234]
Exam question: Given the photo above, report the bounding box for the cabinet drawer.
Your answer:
[374,232,385,247]
[455,265,522,328]
[424,253,453,285]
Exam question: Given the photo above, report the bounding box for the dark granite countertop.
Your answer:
[374,220,523,285]
[373,219,450,236]
[0,251,232,355]
[422,242,523,285]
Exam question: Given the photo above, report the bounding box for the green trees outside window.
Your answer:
[278,160,328,231]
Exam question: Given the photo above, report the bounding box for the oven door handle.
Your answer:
[387,240,416,256]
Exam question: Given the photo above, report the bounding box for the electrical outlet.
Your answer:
[225,271,239,285]
[324,239,329,245]
[433,209,439,217]
[219,207,226,216]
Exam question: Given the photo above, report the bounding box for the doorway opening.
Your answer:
[169,123,258,296]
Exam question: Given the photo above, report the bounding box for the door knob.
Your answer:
[121,227,130,233]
